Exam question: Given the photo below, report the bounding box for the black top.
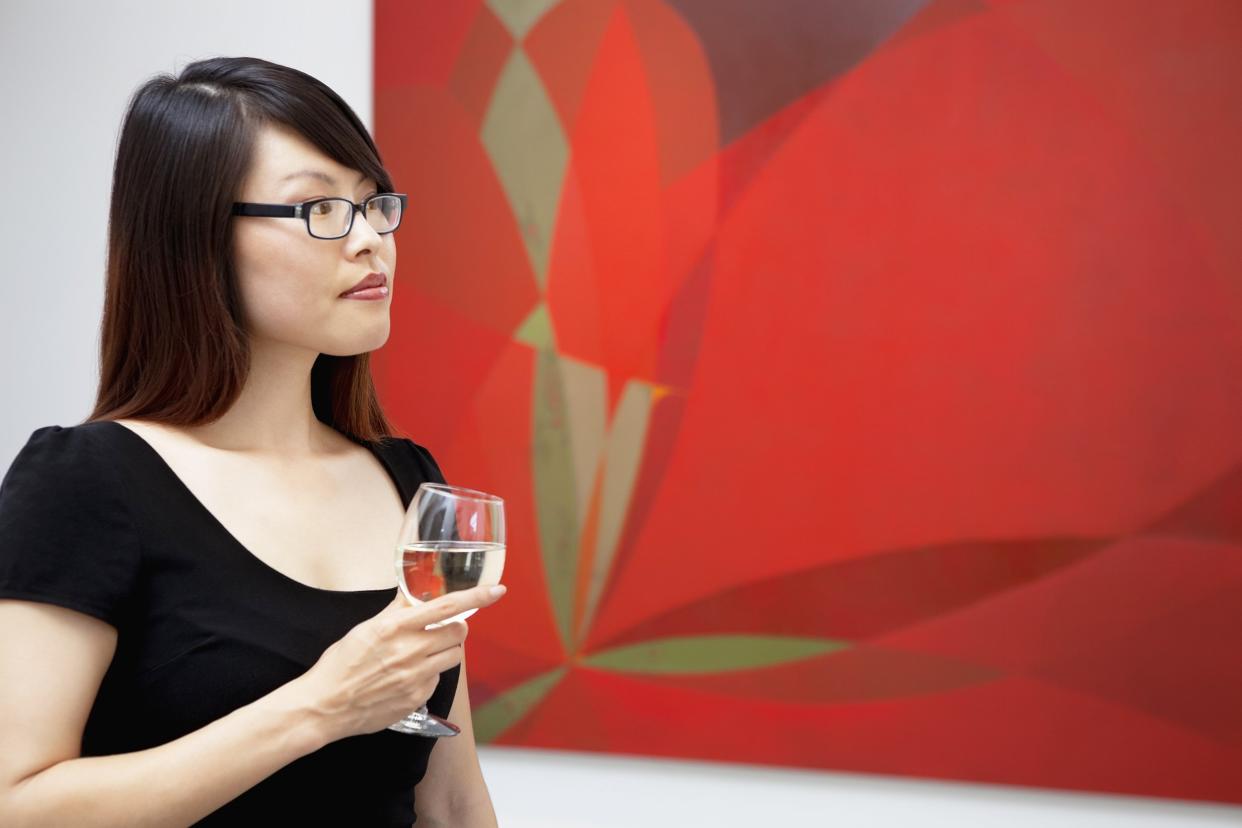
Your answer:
[0,421,458,825]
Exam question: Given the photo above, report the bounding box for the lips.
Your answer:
[340,272,387,297]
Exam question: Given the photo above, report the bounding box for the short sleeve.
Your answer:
[0,425,141,627]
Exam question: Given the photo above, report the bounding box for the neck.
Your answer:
[182,338,332,456]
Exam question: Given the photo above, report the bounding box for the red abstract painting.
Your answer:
[372,0,1242,804]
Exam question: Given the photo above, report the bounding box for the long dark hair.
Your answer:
[88,56,397,443]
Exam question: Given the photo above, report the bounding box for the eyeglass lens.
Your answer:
[307,195,402,239]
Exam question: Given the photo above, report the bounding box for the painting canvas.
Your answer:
[372,0,1242,804]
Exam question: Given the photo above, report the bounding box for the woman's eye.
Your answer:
[310,201,335,216]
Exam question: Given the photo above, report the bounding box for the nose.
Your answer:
[343,205,384,257]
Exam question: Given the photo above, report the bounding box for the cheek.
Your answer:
[233,226,331,332]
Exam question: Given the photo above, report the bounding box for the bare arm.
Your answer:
[0,585,505,827]
[414,649,498,828]
[0,600,326,826]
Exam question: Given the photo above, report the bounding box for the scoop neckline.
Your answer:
[96,419,403,597]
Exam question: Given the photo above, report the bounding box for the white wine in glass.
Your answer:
[399,541,506,622]
[388,483,505,737]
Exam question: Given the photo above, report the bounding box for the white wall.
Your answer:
[0,0,372,468]
[480,747,1241,828]
[1,2,1239,825]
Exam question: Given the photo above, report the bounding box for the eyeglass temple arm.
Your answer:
[231,203,301,218]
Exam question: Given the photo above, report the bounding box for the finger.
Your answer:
[425,643,466,675]
[382,622,467,673]
[397,583,506,629]
[361,591,413,639]
[405,621,468,656]
[424,620,466,655]
[369,588,409,618]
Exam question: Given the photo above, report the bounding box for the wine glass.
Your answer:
[388,483,506,737]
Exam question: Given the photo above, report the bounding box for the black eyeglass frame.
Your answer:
[231,193,408,240]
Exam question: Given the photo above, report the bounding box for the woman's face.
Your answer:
[232,124,396,358]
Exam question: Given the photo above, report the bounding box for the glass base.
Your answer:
[387,705,461,737]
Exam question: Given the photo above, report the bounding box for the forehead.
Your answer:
[243,124,368,195]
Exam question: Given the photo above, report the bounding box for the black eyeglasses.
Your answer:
[231,193,408,240]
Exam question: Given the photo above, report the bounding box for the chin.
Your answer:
[323,325,391,357]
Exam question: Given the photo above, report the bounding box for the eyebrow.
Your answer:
[279,169,369,187]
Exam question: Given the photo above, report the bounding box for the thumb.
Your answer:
[385,587,407,611]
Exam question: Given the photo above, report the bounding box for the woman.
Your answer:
[0,57,503,825]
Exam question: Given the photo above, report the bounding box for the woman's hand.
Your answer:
[283,584,506,743]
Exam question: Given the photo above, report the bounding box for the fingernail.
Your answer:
[489,584,507,598]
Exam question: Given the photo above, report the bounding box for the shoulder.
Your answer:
[2,422,127,494]
[373,434,447,485]
[0,422,142,625]
[14,420,121,450]
[1,423,138,525]
[1,422,137,533]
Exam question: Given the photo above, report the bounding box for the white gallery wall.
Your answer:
[0,0,373,467]
[0,2,1238,825]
